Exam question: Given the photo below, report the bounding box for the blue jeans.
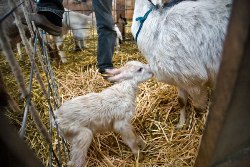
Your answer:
[93,0,116,71]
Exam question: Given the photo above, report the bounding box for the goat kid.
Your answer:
[54,61,153,167]
[131,0,232,128]
[116,14,128,40]
[113,24,123,52]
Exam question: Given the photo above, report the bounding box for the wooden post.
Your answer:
[116,0,126,37]
[194,0,250,166]
[0,111,44,167]
[125,0,134,20]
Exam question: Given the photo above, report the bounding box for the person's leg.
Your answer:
[22,0,64,36]
[92,0,117,73]
[36,0,64,27]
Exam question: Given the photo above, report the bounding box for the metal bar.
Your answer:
[19,34,38,138]
[39,29,70,166]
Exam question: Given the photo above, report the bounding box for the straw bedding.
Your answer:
[0,29,208,166]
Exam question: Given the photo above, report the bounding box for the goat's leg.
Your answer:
[79,40,85,49]
[75,39,86,51]
[113,120,143,159]
[74,39,81,51]
[188,86,208,112]
[16,42,22,60]
[115,38,120,52]
[176,87,188,128]
[68,128,93,167]
[53,36,67,63]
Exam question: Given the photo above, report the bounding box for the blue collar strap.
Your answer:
[135,7,154,42]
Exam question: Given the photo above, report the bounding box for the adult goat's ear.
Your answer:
[150,0,163,7]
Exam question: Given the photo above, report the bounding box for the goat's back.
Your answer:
[55,83,136,134]
[132,0,231,88]
[63,9,94,39]
[63,9,93,28]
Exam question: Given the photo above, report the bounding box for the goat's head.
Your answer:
[106,61,153,83]
[119,14,127,25]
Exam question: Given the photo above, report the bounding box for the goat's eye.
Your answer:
[137,67,143,72]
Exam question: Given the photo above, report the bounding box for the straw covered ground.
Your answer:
[1,28,208,166]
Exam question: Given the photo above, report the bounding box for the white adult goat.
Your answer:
[54,61,153,167]
[51,8,95,63]
[131,0,232,127]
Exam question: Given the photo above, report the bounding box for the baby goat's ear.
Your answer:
[107,72,129,82]
[105,68,122,75]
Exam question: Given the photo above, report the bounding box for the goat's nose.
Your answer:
[147,66,154,75]
[149,71,154,77]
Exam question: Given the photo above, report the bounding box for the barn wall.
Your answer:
[125,0,134,20]
[63,0,135,20]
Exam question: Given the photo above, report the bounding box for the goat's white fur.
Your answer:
[51,8,95,63]
[113,24,123,52]
[54,61,153,167]
[131,0,232,127]
[16,38,32,60]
